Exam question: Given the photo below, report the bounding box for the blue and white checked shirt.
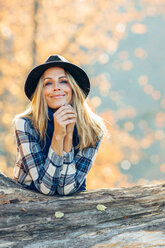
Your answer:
[13,118,102,195]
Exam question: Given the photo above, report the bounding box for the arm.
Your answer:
[14,105,77,195]
[52,104,77,155]
[15,118,63,195]
[57,136,102,195]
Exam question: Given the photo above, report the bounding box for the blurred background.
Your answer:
[0,0,165,189]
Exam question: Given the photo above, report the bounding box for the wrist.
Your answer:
[64,135,73,153]
[53,134,65,141]
[51,134,64,156]
[64,134,73,140]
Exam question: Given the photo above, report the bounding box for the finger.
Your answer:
[62,119,77,126]
[60,114,77,122]
[66,104,76,113]
[54,105,70,115]
[54,105,75,116]
[56,114,77,125]
[55,111,77,120]
[54,108,77,119]
[60,104,76,113]
[54,111,76,122]
[55,119,76,128]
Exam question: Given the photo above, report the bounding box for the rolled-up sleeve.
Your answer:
[14,118,63,195]
[14,118,103,196]
[57,137,102,195]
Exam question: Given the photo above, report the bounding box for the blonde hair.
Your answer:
[66,73,105,149]
[14,70,106,150]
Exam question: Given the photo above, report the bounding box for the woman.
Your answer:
[13,55,105,195]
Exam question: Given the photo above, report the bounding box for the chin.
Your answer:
[49,103,64,110]
[48,100,71,110]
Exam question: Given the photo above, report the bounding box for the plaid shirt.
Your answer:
[13,118,102,195]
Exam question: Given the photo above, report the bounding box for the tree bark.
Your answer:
[0,172,165,248]
[32,0,39,67]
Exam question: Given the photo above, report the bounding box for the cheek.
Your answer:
[43,88,49,97]
[43,89,50,104]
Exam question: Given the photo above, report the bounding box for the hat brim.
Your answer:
[25,61,90,100]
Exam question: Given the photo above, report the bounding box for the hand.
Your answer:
[53,105,77,139]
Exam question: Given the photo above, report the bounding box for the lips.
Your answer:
[50,95,65,98]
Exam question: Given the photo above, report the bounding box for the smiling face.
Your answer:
[43,67,72,111]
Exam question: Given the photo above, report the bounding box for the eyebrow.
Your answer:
[43,76,67,81]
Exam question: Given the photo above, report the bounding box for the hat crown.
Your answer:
[45,55,68,64]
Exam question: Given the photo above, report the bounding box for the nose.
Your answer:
[52,81,60,91]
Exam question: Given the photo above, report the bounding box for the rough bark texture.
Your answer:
[0,172,165,248]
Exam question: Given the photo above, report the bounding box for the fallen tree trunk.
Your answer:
[0,172,165,248]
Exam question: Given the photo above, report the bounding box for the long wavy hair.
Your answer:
[14,70,106,150]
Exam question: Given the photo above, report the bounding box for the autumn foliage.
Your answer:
[0,0,165,189]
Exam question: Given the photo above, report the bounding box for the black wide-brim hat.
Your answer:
[24,55,90,100]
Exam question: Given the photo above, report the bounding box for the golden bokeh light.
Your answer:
[0,0,165,189]
[152,90,161,100]
[131,23,147,34]
[91,96,102,108]
[124,121,134,132]
[160,163,165,173]
[138,75,148,86]
[134,48,147,59]
[144,84,154,94]
[121,60,133,71]
[119,51,129,60]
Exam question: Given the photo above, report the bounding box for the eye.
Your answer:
[60,80,68,84]
[44,81,52,87]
